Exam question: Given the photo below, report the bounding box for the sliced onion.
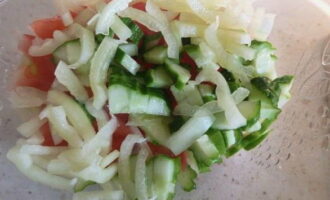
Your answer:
[179,12,205,24]
[55,61,89,102]
[20,144,66,155]
[146,0,181,59]
[90,37,118,110]
[119,7,160,32]
[66,23,96,69]
[7,147,74,190]
[85,100,109,129]
[83,115,118,155]
[73,190,124,200]
[9,87,47,108]
[135,147,149,200]
[74,8,97,26]
[196,68,247,129]
[95,0,133,35]
[186,0,218,23]
[100,150,120,168]
[47,159,73,177]
[77,163,117,184]
[111,14,133,41]
[47,90,96,141]
[17,116,47,138]
[29,30,72,56]
[232,87,250,103]
[153,0,191,13]
[204,19,250,83]
[47,106,84,147]
[118,134,145,199]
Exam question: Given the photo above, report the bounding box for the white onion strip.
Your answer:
[118,134,145,199]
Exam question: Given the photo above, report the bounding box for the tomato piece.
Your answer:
[30,16,65,39]
[40,122,67,147]
[181,52,198,80]
[18,34,35,55]
[179,151,188,170]
[165,89,178,110]
[112,114,132,151]
[132,2,146,11]
[15,55,56,91]
[16,35,56,91]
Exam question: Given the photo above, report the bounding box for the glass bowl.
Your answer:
[0,0,329,199]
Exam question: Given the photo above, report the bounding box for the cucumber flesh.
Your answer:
[143,46,168,65]
[146,67,173,88]
[165,58,191,89]
[152,156,180,200]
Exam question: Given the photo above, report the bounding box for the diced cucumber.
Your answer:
[178,166,197,192]
[165,58,191,89]
[119,43,138,56]
[152,156,180,200]
[243,130,270,151]
[237,101,261,126]
[129,114,171,145]
[212,101,260,130]
[222,130,242,157]
[271,75,294,108]
[114,48,140,75]
[142,33,162,51]
[143,46,168,64]
[146,67,173,88]
[190,135,221,173]
[170,83,203,106]
[198,84,216,103]
[222,130,237,148]
[74,179,95,193]
[206,129,226,156]
[121,17,144,44]
[251,77,278,106]
[108,84,170,116]
[220,69,240,93]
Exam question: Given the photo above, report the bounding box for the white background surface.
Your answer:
[0,0,330,199]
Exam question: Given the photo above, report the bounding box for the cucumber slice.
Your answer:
[206,129,226,156]
[212,101,260,130]
[143,46,168,64]
[146,67,173,88]
[222,130,242,157]
[114,48,140,75]
[170,83,203,106]
[108,84,170,116]
[178,166,197,192]
[152,156,180,200]
[190,134,221,173]
[165,58,191,89]
[237,101,261,126]
[121,17,144,44]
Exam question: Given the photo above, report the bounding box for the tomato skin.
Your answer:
[180,52,198,80]
[112,114,132,151]
[16,35,56,91]
[30,17,66,39]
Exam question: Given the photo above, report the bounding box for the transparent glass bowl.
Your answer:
[0,0,329,199]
